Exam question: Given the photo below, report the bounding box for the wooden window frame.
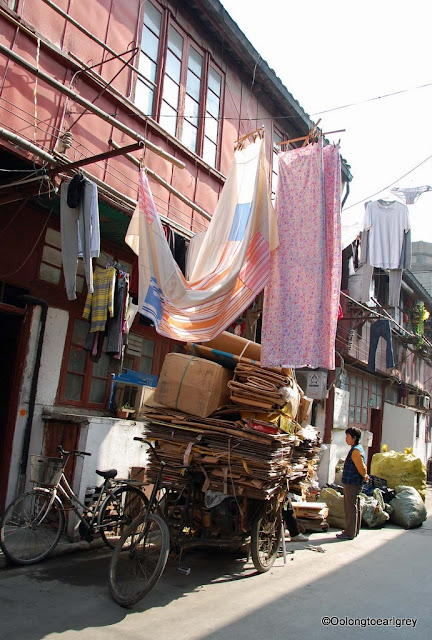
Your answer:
[57,316,173,410]
[136,0,225,168]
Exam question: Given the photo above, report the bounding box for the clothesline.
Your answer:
[340,291,432,349]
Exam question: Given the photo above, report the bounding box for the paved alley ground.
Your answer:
[1,487,431,640]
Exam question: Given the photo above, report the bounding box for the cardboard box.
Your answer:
[154,353,233,418]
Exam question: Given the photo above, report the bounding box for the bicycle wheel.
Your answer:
[0,490,65,565]
[251,500,282,573]
[109,513,169,607]
[99,486,149,549]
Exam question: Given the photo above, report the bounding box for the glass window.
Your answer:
[137,1,162,115]
[135,5,224,168]
[188,47,203,77]
[168,25,183,58]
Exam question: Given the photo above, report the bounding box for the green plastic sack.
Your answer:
[360,490,390,528]
[389,485,427,529]
[370,451,426,499]
[320,487,345,529]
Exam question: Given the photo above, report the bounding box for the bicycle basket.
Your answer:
[30,455,66,486]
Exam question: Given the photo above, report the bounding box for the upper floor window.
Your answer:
[136,1,224,168]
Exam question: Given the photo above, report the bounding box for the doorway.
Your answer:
[0,284,29,510]
[368,408,383,470]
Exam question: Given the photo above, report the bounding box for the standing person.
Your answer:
[336,427,369,540]
[283,497,308,542]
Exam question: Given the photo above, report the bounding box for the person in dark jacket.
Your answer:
[283,497,308,542]
[336,427,369,540]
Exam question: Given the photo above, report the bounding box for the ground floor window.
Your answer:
[347,371,383,426]
[58,316,171,409]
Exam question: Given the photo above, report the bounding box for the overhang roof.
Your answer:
[185,0,352,181]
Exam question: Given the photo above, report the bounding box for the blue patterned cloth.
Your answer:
[342,444,366,485]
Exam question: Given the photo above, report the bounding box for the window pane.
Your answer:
[89,378,107,404]
[138,54,157,85]
[139,358,153,374]
[141,339,155,357]
[135,80,154,115]
[349,405,355,423]
[206,90,220,118]
[356,407,361,423]
[186,71,201,101]
[162,75,180,109]
[160,101,178,136]
[181,119,198,151]
[188,47,202,77]
[184,94,199,126]
[362,408,368,423]
[208,67,221,95]
[92,353,110,377]
[68,347,86,374]
[168,26,183,58]
[144,2,161,35]
[64,374,84,401]
[141,27,159,62]
[203,137,217,167]
[165,50,181,82]
[72,319,89,346]
[205,114,218,142]
[363,388,368,406]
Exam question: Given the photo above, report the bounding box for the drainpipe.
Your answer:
[17,296,48,489]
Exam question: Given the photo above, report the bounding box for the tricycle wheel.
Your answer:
[251,500,282,573]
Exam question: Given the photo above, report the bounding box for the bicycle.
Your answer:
[109,437,283,607]
[0,445,148,566]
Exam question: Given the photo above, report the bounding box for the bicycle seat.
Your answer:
[96,469,118,479]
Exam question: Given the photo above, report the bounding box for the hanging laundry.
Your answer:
[390,185,432,205]
[359,199,411,307]
[125,137,278,342]
[367,318,394,372]
[60,177,100,300]
[261,140,342,370]
[82,265,116,332]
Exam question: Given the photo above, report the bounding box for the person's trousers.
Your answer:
[283,498,300,537]
[343,484,362,538]
[367,318,394,372]
[360,262,402,307]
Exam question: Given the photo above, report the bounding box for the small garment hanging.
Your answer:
[390,185,432,205]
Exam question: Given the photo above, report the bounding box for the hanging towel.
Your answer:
[261,140,342,370]
[125,138,278,342]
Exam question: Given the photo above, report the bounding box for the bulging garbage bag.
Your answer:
[389,485,427,529]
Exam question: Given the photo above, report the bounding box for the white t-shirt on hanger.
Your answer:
[363,199,410,269]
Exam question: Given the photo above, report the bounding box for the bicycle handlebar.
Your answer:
[55,444,91,457]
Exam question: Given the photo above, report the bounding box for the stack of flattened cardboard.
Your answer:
[141,407,295,500]
[288,426,322,495]
[140,335,319,502]
[292,502,329,533]
[227,363,293,410]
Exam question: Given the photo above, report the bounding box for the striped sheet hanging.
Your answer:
[125,137,278,342]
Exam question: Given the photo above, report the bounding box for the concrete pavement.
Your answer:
[0,487,431,640]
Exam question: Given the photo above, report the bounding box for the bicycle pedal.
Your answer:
[176,566,191,575]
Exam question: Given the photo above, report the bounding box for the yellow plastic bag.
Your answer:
[370,451,426,500]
